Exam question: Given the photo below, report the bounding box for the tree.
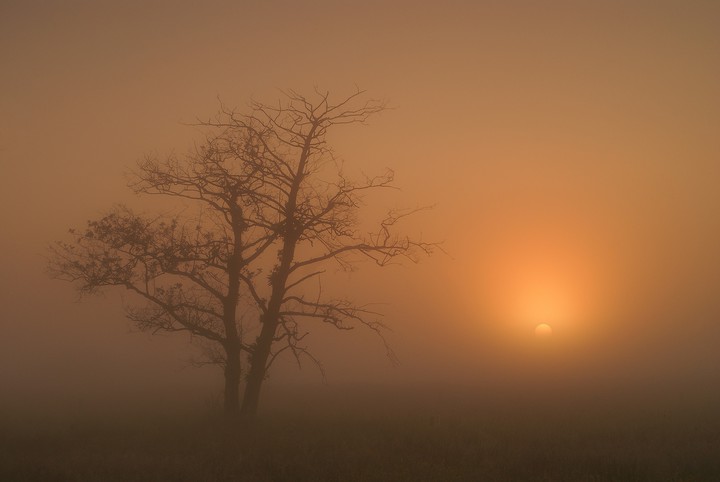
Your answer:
[49,135,275,414]
[49,89,436,419]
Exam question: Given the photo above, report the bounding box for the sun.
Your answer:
[535,323,553,338]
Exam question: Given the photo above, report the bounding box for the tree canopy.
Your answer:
[50,89,437,418]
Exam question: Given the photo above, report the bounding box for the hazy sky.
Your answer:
[2,0,720,410]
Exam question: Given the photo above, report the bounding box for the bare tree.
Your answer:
[215,89,437,418]
[49,125,275,414]
[49,88,436,419]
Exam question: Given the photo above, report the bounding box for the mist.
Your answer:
[2,1,720,479]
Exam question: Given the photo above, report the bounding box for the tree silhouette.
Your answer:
[49,89,436,418]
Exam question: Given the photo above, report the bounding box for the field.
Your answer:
[2,385,719,481]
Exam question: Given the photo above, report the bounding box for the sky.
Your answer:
[2,0,720,412]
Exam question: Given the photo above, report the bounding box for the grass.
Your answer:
[2,387,719,481]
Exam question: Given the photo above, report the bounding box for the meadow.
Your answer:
[2,384,719,481]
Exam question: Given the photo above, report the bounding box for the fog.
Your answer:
[2,0,720,425]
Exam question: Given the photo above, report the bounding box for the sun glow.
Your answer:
[465,213,613,348]
[517,288,570,325]
[470,248,590,343]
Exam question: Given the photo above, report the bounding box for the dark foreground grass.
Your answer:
[2,390,719,481]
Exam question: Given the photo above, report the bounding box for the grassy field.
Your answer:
[2,386,719,481]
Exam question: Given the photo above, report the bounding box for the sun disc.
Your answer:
[535,323,553,338]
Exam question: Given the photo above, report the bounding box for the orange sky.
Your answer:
[2,0,720,408]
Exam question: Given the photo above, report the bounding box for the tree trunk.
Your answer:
[239,128,313,420]
[223,345,241,415]
[239,365,262,419]
[239,317,277,419]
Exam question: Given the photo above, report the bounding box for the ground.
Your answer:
[2,386,719,481]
